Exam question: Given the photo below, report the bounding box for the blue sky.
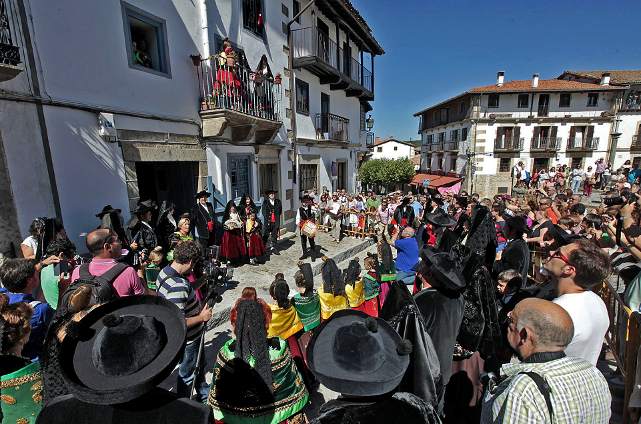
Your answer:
[352,0,641,141]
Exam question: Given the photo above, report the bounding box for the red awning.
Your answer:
[411,173,463,188]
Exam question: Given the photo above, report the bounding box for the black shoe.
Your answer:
[272,247,280,255]
[311,254,316,262]
[299,254,308,260]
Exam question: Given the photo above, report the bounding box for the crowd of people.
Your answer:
[4,166,641,422]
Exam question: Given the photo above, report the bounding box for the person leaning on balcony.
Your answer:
[214,46,241,100]
[480,298,612,423]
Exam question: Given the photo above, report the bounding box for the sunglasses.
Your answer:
[549,250,572,266]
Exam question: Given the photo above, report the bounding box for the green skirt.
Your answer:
[1,360,43,424]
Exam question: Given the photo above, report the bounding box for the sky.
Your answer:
[351,0,641,141]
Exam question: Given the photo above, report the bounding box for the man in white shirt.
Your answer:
[543,239,610,365]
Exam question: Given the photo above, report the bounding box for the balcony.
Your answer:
[494,137,523,151]
[196,56,282,143]
[631,135,641,151]
[431,141,444,152]
[314,112,349,143]
[292,26,373,100]
[0,0,22,82]
[566,137,599,151]
[444,140,459,151]
[530,137,561,151]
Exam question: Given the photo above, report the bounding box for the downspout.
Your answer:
[608,92,623,167]
[287,0,315,188]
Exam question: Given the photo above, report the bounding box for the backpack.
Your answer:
[58,262,129,308]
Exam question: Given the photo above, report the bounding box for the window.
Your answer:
[517,94,529,108]
[460,102,466,114]
[451,129,459,141]
[433,111,439,123]
[229,156,252,199]
[426,134,433,144]
[295,79,309,115]
[587,93,598,107]
[559,93,571,107]
[571,157,583,169]
[488,94,500,108]
[462,128,468,141]
[122,2,170,76]
[440,108,449,122]
[282,4,289,16]
[438,132,445,143]
[243,0,264,37]
[499,158,511,172]
[377,147,382,152]
[393,146,398,151]
[292,0,300,23]
[300,164,318,192]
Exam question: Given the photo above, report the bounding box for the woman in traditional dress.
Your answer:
[221,201,247,264]
[360,253,381,317]
[207,288,309,424]
[239,194,259,221]
[167,216,194,261]
[344,259,367,313]
[291,262,320,363]
[317,257,348,320]
[245,211,265,265]
[0,293,44,423]
[377,233,397,308]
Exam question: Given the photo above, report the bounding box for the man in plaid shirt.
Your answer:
[481,298,611,423]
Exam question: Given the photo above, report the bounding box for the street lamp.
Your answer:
[365,115,374,131]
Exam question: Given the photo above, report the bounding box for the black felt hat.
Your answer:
[133,201,156,215]
[195,190,212,199]
[96,205,121,218]
[419,247,466,293]
[265,189,278,195]
[424,208,457,227]
[307,309,410,396]
[59,295,186,405]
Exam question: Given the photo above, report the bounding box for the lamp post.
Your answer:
[366,114,374,132]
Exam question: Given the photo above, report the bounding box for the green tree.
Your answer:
[359,158,415,191]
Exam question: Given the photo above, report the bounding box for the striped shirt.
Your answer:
[481,356,611,423]
[157,265,202,342]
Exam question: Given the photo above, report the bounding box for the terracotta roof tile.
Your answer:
[562,70,641,85]
[469,79,624,93]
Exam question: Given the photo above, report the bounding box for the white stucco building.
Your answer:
[414,71,626,196]
[369,137,420,161]
[0,0,382,254]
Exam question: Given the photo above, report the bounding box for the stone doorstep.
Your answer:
[207,237,376,329]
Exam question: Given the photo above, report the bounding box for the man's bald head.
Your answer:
[513,298,574,351]
[86,228,116,256]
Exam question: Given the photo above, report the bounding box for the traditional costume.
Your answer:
[245,215,266,262]
[130,203,158,252]
[1,356,43,424]
[318,258,348,320]
[377,234,396,308]
[292,263,321,333]
[38,296,210,424]
[221,201,247,262]
[207,299,308,424]
[297,196,317,260]
[308,310,441,424]
[192,190,216,253]
[155,201,177,251]
[361,255,381,318]
[261,190,282,252]
[343,259,367,313]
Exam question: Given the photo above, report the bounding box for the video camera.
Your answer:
[604,191,639,207]
[198,246,233,307]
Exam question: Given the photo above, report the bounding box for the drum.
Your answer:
[301,221,317,238]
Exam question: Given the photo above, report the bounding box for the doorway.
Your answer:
[337,161,347,190]
[532,157,549,172]
[259,163,278,197]
[320,93,330,134]
[135,161,198,215]
[317,19,330,63]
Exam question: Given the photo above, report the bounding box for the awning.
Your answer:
[410,173,463,188]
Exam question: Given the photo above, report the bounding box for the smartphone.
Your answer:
[53,261,70,276]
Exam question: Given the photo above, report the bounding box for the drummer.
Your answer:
[296,194,317,262]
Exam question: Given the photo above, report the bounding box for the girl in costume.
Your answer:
[167,216,194,261]
[245,211,265,265]
[317,257,348,320]
[0,293,43,423]
[221,200,246,264]
[207,288,308,424]
[377,232,397,308]
[361,253,381,317]
[144,246,164,291]
[267,279,304,353]
[292,262,321,364]
[344,259,366,312]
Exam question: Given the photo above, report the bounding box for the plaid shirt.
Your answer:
[481,356,611,423]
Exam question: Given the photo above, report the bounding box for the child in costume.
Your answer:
[317,257,349,320]
[378,232,397,308]
[361,253,381,317]
[144,246,164,290]
[245,211,265,265]
[268,278,304,356]
[292,262,321,364]
[344,259,366,312]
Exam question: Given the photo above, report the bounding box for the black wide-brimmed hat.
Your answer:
[265,189,278,195]
[307,309,410,396]
[133,203,155,215]
[424,208,457,227]
[195,190,211,199]
[59,295,186,405]
[419,247,466,293]
[96,205,122,218]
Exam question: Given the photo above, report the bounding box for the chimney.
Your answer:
[496,71,505,87]
[600,72,611,86]
[532,73,540,88]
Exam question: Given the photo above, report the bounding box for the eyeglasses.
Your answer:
[506,311,517,330]
[549,250,572,266]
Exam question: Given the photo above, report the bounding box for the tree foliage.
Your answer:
[359,158,415,187]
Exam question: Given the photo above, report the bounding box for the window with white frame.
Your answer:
[122,2,170,76]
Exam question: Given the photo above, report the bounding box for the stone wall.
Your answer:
[473,173,514,198]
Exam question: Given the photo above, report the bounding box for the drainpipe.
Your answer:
[287,0,315,188]
[608,93,623,167]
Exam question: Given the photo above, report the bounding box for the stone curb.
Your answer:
[208,237,375,327]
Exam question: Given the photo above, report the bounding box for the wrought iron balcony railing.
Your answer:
[566,137,599,151]
[530,137,561,151]
[444,140,459,151]
[0,0,20,66]
[315,112,349,142]
[196,55,281,121]
[494,137,524,151]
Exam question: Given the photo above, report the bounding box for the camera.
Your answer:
[198,246,233,307]
[604,192,639,206]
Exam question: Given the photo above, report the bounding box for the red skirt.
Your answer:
[353,298,378,318]
[247,232,265,257]
[221,230,246,260]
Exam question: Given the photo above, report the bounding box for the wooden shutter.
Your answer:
[586,125,594,139]
[550,126,557,149]
[569,126,576,148]
[533,127,540,140]
[587,126,595,148]
[513,126,521,148]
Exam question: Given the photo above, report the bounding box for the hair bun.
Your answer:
[396,339,413,355]
[103,314,123,328]
[365,317,378,333]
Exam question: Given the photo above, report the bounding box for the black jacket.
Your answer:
[192,202,215,239]
[393,205,415,227]
[261,198,282,225]
[299,205,314,222]
[493,238,530,288]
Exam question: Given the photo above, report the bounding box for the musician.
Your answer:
[192,190,216,254]
[261,189,282,254]
[221,200,246,264]
[296,195,317,261]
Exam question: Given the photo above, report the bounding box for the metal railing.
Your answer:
[291,26,373,92]
[566,137,599,151]
[195,55,281,121]
[445,140,459,151]
[0,0,20,66]
[599,280,641,424]
[315,112,349,142]
[494,137,524,150]
[530,137,561,150]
